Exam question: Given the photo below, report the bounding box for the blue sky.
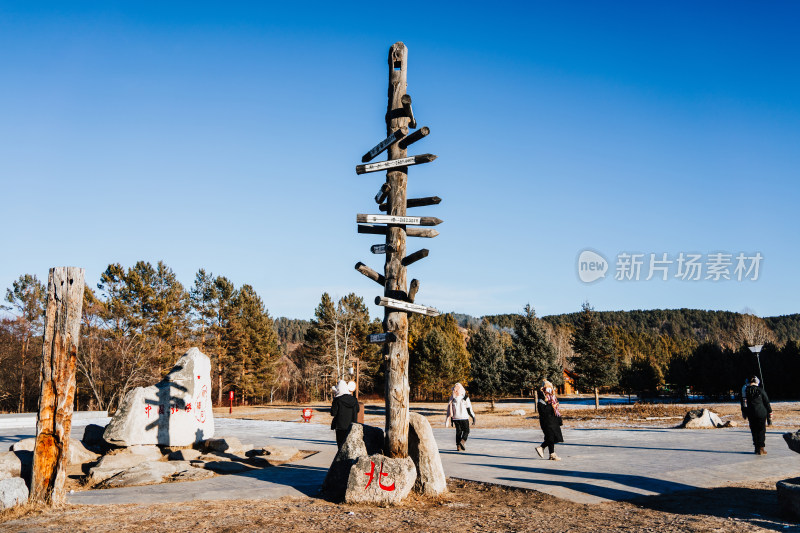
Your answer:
[1,2,798,320]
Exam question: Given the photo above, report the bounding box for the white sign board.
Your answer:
[375,296,440,317]
[363,214,421,225]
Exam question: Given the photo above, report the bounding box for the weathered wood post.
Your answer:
[354,42,441,459]
[30,267,85,505]
[383,42,412,458]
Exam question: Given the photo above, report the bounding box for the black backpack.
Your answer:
[746,385,761,403]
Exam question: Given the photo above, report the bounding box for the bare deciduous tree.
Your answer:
[735,312,775,347]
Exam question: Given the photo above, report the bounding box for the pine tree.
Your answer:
[190,269,231,405]
[408,313,470,400]
[2,274,46,412]
[99,261,191,372]
[224,284,279,404]
[212,276,236,405]
[190,269,218,353]
[505,305,561,401]
[571,302,618,409]
[619,357,661,400]
[467,320,506,409]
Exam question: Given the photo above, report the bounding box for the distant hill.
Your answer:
[475,309,800,345]
[282,309,800,348]
[764,314,800,344]
[275,317,311,345]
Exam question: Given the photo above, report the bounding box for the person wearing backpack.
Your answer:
[741,375,772,455]
[445,383,476,451]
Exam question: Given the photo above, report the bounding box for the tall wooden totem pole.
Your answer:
[355,42,441,458]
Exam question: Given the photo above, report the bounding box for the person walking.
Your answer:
[330,379,359,449]
[535,379,564,461]
[741,375,772,455]
[445,383,475,451]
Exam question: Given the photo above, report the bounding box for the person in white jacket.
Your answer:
[445,382,476,451]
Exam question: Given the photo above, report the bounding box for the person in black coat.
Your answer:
[331,380,360,449]
[741,375,772,455]
[535,380,564,461]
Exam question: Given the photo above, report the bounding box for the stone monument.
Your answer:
[104,347,215,447]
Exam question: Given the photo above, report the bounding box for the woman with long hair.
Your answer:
[445,382,476,451]
[535,379,564,461]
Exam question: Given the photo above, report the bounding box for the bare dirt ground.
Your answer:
[2,477,795,532]
[214,398,800,430]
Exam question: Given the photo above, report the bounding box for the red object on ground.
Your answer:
[301,408,313,422]
[229,390,234,414]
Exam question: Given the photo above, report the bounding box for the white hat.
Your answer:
[335,380,350,397]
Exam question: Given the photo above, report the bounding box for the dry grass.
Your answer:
[3,478,792,532]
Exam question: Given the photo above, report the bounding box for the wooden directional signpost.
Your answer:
[353,42,442,458]
[375,296,440,317]
[357,224,439,238]
[362,129,406,163]
[356,214,442,226]
[367,332,397,344]
[370,243,396,254]
[379,195,440,212]
[355,154,436,175]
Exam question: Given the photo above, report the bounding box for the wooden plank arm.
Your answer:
[355,262,385,286]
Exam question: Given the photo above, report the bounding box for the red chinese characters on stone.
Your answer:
[144,405,152,418]
[195,385,208,424]
[185,403,192,412]
[363,461,396,491]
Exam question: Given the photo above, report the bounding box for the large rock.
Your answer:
[777,477,800,520]
[681,409,724,428]
[89,447,164,484]
[785,431,800,454]
[0,452,21,480]
[11,437,99,466]
[81,424,112,453]
[0,477,28,510]
[10,438,35,452]
[247,445,300,465]
[125,445,164,459]
[321,423,384,501]
[10,451,31,483]
[203,436,246,455]
[100,459,216,488]
[168,448,202,462]
[102,461,178,488]
[171,461,215,482]
[344,454,416,504]
[103,348,215,447]
[68,440,100,465]
[408,412,447,496]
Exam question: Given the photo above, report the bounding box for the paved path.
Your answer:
[3,417,798,505]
